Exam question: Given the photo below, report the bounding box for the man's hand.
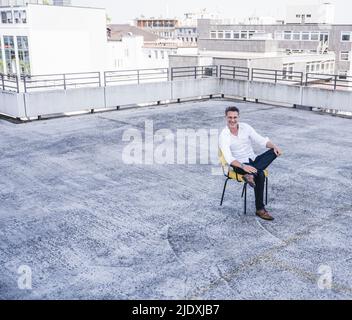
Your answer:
[243,165,257,174]
[273,146,283,157]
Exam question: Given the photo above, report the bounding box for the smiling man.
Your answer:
[219,106,282,220]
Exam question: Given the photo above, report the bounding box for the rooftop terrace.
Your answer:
[0,99,351,299]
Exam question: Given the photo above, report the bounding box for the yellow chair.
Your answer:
[219,149,268,215]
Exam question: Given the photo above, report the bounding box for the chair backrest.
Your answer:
[218,148,228,176]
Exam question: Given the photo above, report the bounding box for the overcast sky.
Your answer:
[72,0,351,24]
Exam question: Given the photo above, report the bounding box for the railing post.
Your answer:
[167,68,169,81]
[251,68,254,81]
[63,74,66,90]
[137,70,140,84]
[300,72,303,86]
[220,65,222,79]
[275,70,278,83]
[305,73,309,86]
[16,74,19,93]
[201,66,204,78]
[171,68,174,81]
[334,75,338,90]
[103,71,107,87]
[215,65,218,77]
[233,67,236,80]
[194,66,197,79]
[1,74,4,91]
[23,75,27,93]
[98,72,101,87]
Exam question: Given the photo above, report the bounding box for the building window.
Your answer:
[320,32,329,43]
[161,50,164,59]
[302,32,310,41]
[14,10,26,24]
[282,63,294,80]
[248,31,255,39]
[340,51,350,61]
[210,31,216,39]
[1,11,6,23]
[154,50,158,59]
[339,71,348,79]
[307,14,312,18]
[233,32,240,39]
[0,38,3,73]
[330,62,334,73]
[341,32,351,42]
[284,31,292,40]
[310,32,319,41]
[306,63,310,73]
[225,31,232,39]
[296,14,301,18]
[292,32,300,40]
[4,35,16,74]
[1,10,13,24]
[217,31,224,39]
[17,36,30,75]
[241,31,247,39]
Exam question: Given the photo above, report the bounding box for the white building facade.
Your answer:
[0,3,107,76]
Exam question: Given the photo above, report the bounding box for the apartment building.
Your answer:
[0,2,107,76]
[135,17,179,39]
[197,4,352,78]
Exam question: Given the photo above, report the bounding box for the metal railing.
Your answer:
[251,68,304,85]
[170,65,218,80]
[0,74,19,92]
[219,65,250,80]
[23,72,101,92]
[305,73,352,90]
[104,68,168,86]
[1,66,352,93]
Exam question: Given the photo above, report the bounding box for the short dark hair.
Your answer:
[225,106,240,116]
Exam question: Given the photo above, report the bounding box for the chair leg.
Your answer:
[265,177,268,205]
[220,178,229,206]
[244,183,247,215]
[241,183,246,198]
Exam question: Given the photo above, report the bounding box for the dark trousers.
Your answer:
[231,149,277,211]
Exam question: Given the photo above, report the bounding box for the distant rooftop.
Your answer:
[0,99,351,299]
[107,24,160,42]
[0,0,71,6]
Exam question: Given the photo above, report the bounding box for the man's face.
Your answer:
[226,111,239,129]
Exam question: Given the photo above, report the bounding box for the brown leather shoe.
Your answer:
[243,174,256,188]
[256,209,274,221]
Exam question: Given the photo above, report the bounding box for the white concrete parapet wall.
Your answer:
[24,87,106,118]
[0,91,26,118]
[1,77,352,119]
[220,79,352,113]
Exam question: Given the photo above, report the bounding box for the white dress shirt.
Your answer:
[219,123,269,164]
